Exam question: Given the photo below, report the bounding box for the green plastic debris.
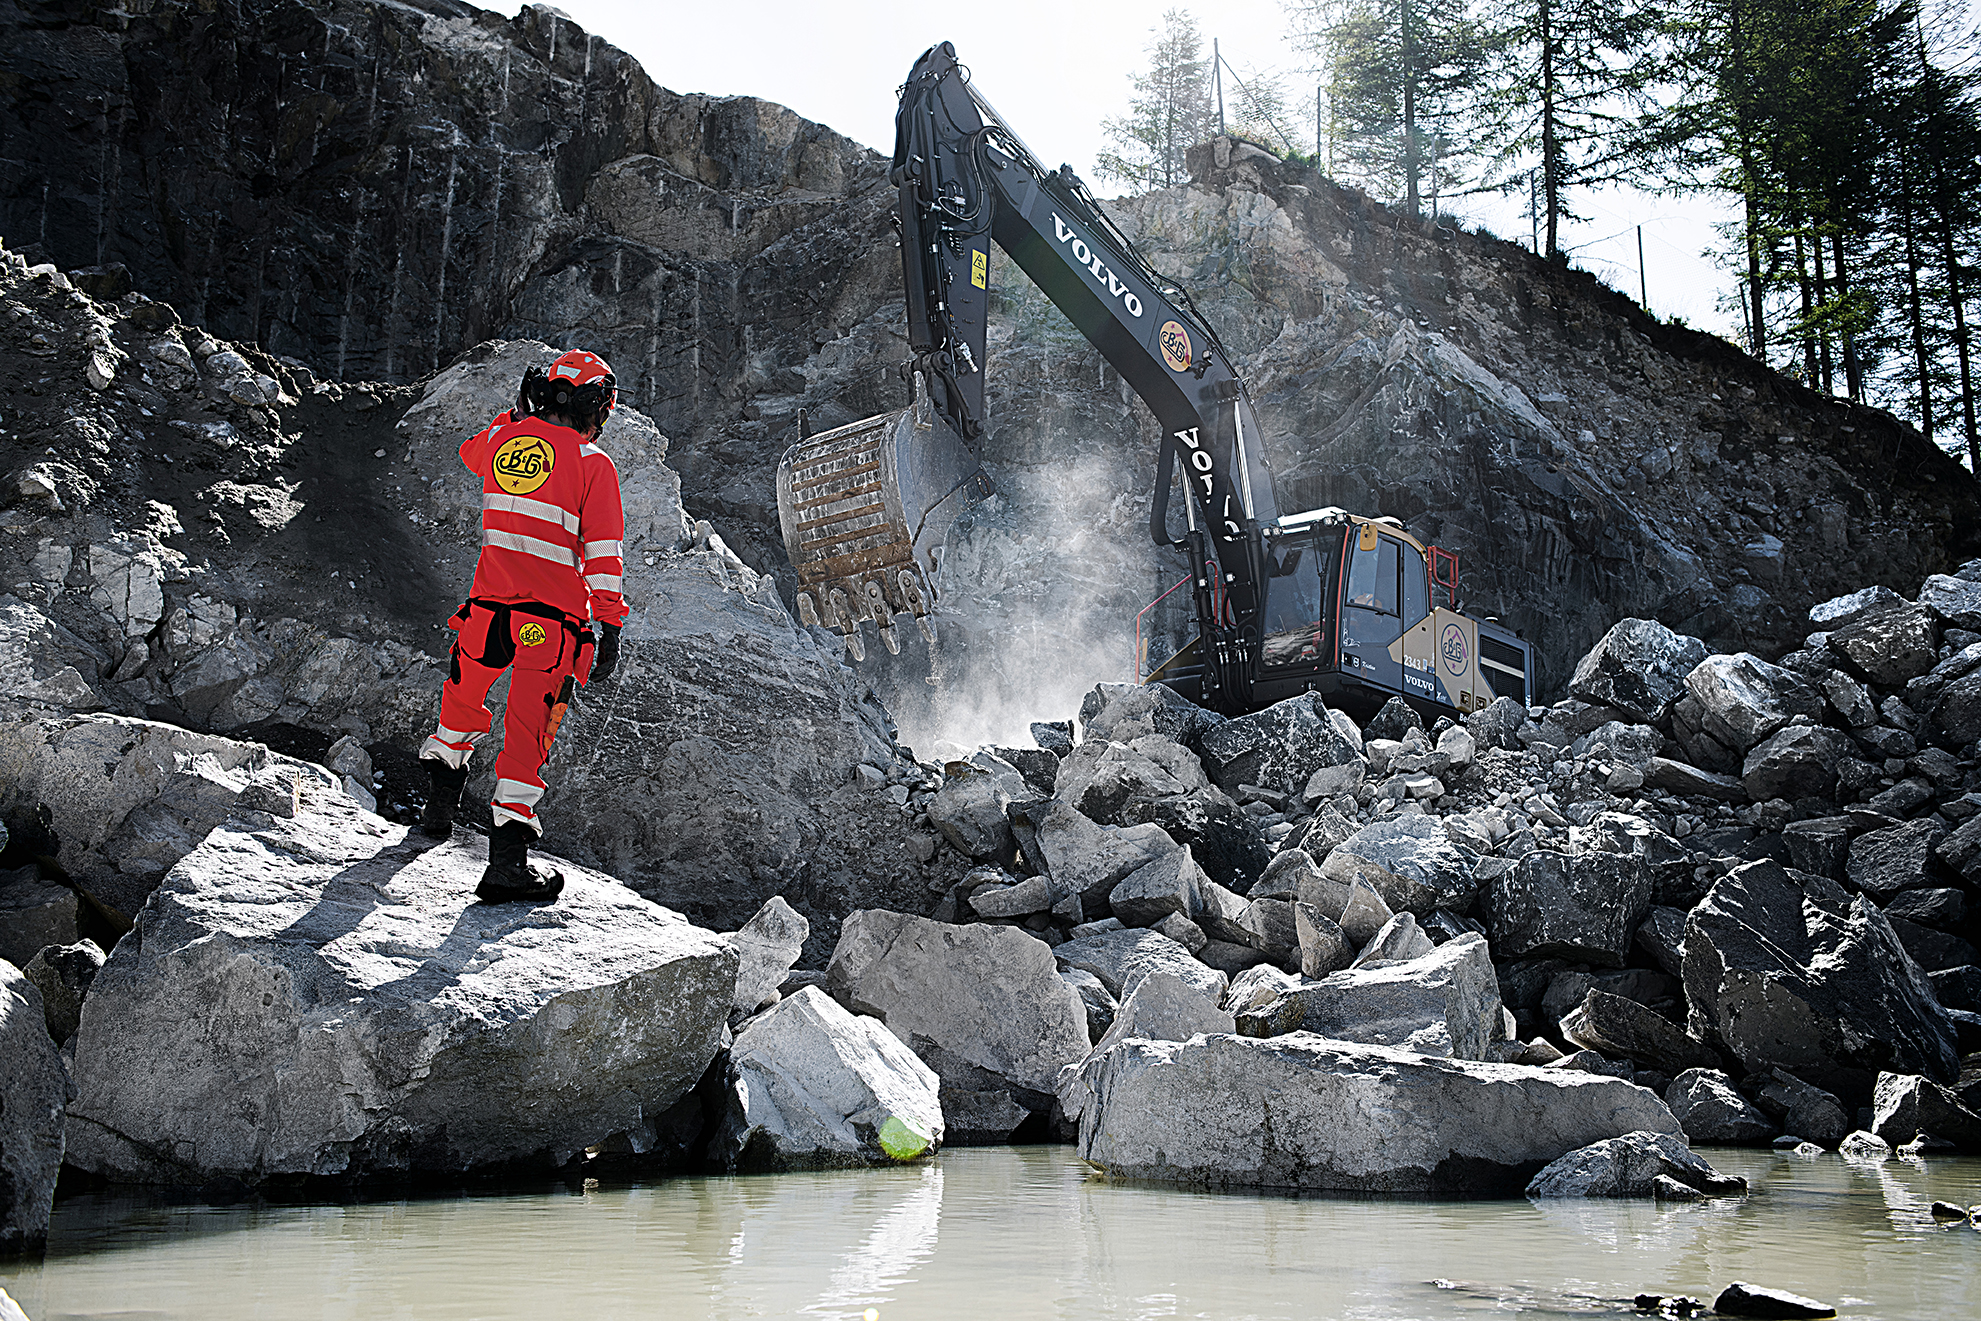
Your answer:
[877,1115,932,1161]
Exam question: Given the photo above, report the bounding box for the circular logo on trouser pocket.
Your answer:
[518,622,547,647]
[492,434,556,494]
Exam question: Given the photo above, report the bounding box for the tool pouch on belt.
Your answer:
[448,599,586,675]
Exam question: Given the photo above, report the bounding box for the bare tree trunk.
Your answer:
[1831,230,1863,401]
[1813,232,1833,392]
[1900,184,1934,440]
[1402,0,1420,217]
[1943,217,1980,471]
[1541,0,1559,258]
[1795,230,1818,383]
[1744,183,1766,358]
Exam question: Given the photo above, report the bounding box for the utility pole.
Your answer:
[1638,225,1648,308]
[1214,39,1226,136]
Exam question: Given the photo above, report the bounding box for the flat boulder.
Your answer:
[712,986,942,1171]
[1033,802,1175,909]
[1075,1034,1681,1194]
[2,959,67,1254]
[1243,932,1502,1059]
[66,790,736,1185]
[1561,990,1720,1076]
[1482,850,1652,967]
[1665,1068,1777,1145]
[1683,860,1959,1103]
[1194,693,1363,798]
[1525,1129,1747,1198]
[1569,619,1709,724]
[1315,815,1479,916]
[1741,725,1850,802]
[828,910,1089,1140]
[1826,603,1941,686]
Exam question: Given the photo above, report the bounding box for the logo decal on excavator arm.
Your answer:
[1159,321,1192,373]
[492,434,556,495]
[1050,214,1144,318]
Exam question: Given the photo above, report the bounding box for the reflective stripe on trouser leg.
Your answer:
[490,662,568,838]
[419,723,481,769]
[490,778,547,834]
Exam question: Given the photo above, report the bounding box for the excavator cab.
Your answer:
[1148,512,1532,724]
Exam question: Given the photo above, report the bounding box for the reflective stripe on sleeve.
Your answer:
[585,573,624,592]
[481,528,579,567]
[583,540,624,559]
[483,492,580,534]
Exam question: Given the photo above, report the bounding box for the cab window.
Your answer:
[1401,541,1428,624]
[1345,533,1397,614]
[1261,544,1324,668]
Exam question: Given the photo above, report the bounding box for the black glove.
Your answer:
[590,623,621,684]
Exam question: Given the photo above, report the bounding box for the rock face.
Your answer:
[1525,1130,1747,1198]
[1,960,68,1254]
[714,987,943,1170]
[66,787,735,1184]
[1683,861,1959,1103]
[826,910,1090,1141]
[1075,1033,1682,1194]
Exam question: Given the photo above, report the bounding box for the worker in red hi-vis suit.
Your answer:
[416,349,629,903]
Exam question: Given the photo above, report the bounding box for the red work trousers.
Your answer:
[420,599,593,836]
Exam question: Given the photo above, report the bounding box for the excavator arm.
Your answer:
[780,40,1279,711]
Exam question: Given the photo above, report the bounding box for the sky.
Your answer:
[543,0,1749,337]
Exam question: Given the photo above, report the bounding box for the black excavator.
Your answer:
[776,41,1533,723]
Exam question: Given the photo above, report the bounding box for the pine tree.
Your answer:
[1098,10,1216,190]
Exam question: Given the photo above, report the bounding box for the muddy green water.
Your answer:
[3,1146,1978,1319]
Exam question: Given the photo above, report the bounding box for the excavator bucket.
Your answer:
[776,401,992,660]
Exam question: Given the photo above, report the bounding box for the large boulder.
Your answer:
[0,712,348,927]
[1908,643,1981,748]
[1560,990,1720,1076]
[1053,926,1227,1003]
[1846,820,1946,898]
[1664,1068,1778,1144]
[20,939,105,1045]
[712,986,943,1170]
[1481,850,1652,967]
[1569,619,1709,724]
[1917,573,1981,630]
[1243,933,1503,1059]
[727,896,810,1014]
[1075,1034,1682,1194]
[1314,816,1479,916]
[827,910,1089,1141]
[1078,683,1224,746]
[1193,693,1363,797]
[1825,602,1941,686]
[1684,654,1825,754]
[1525,1129,1746,1198]
[1741,725,1850,802]
[1870,1071,1981,1150]
[1,960,67,1254]
[1052,739,1191,822]
[1682,860,1959,1103]
[65,790,735,1184]
[1109,847,1208,928]
[925,753,1029,859]
[1094,971,1236,1049]
[1032,802,1175,909]
[0,868,81,969]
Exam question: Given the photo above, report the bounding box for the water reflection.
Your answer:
[2,1147,1977,1320]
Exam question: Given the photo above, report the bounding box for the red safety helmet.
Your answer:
[520,349,616,424]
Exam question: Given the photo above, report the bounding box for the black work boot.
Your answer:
[476,821,565,903]
[418,760,470,839]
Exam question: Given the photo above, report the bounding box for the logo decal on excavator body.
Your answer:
[1159,321,1192,373]
[1441,623,1469,675]
[492,434,556,495]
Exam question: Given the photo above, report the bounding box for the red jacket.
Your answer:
[460,411,628,628]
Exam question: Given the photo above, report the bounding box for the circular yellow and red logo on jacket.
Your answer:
[493,434,555,494]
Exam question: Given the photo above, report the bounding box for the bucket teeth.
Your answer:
[796,592,821,628]
[843,627,865,662]
[879,624,901,655]
[827,587,854,631]
[915,613,937,646]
